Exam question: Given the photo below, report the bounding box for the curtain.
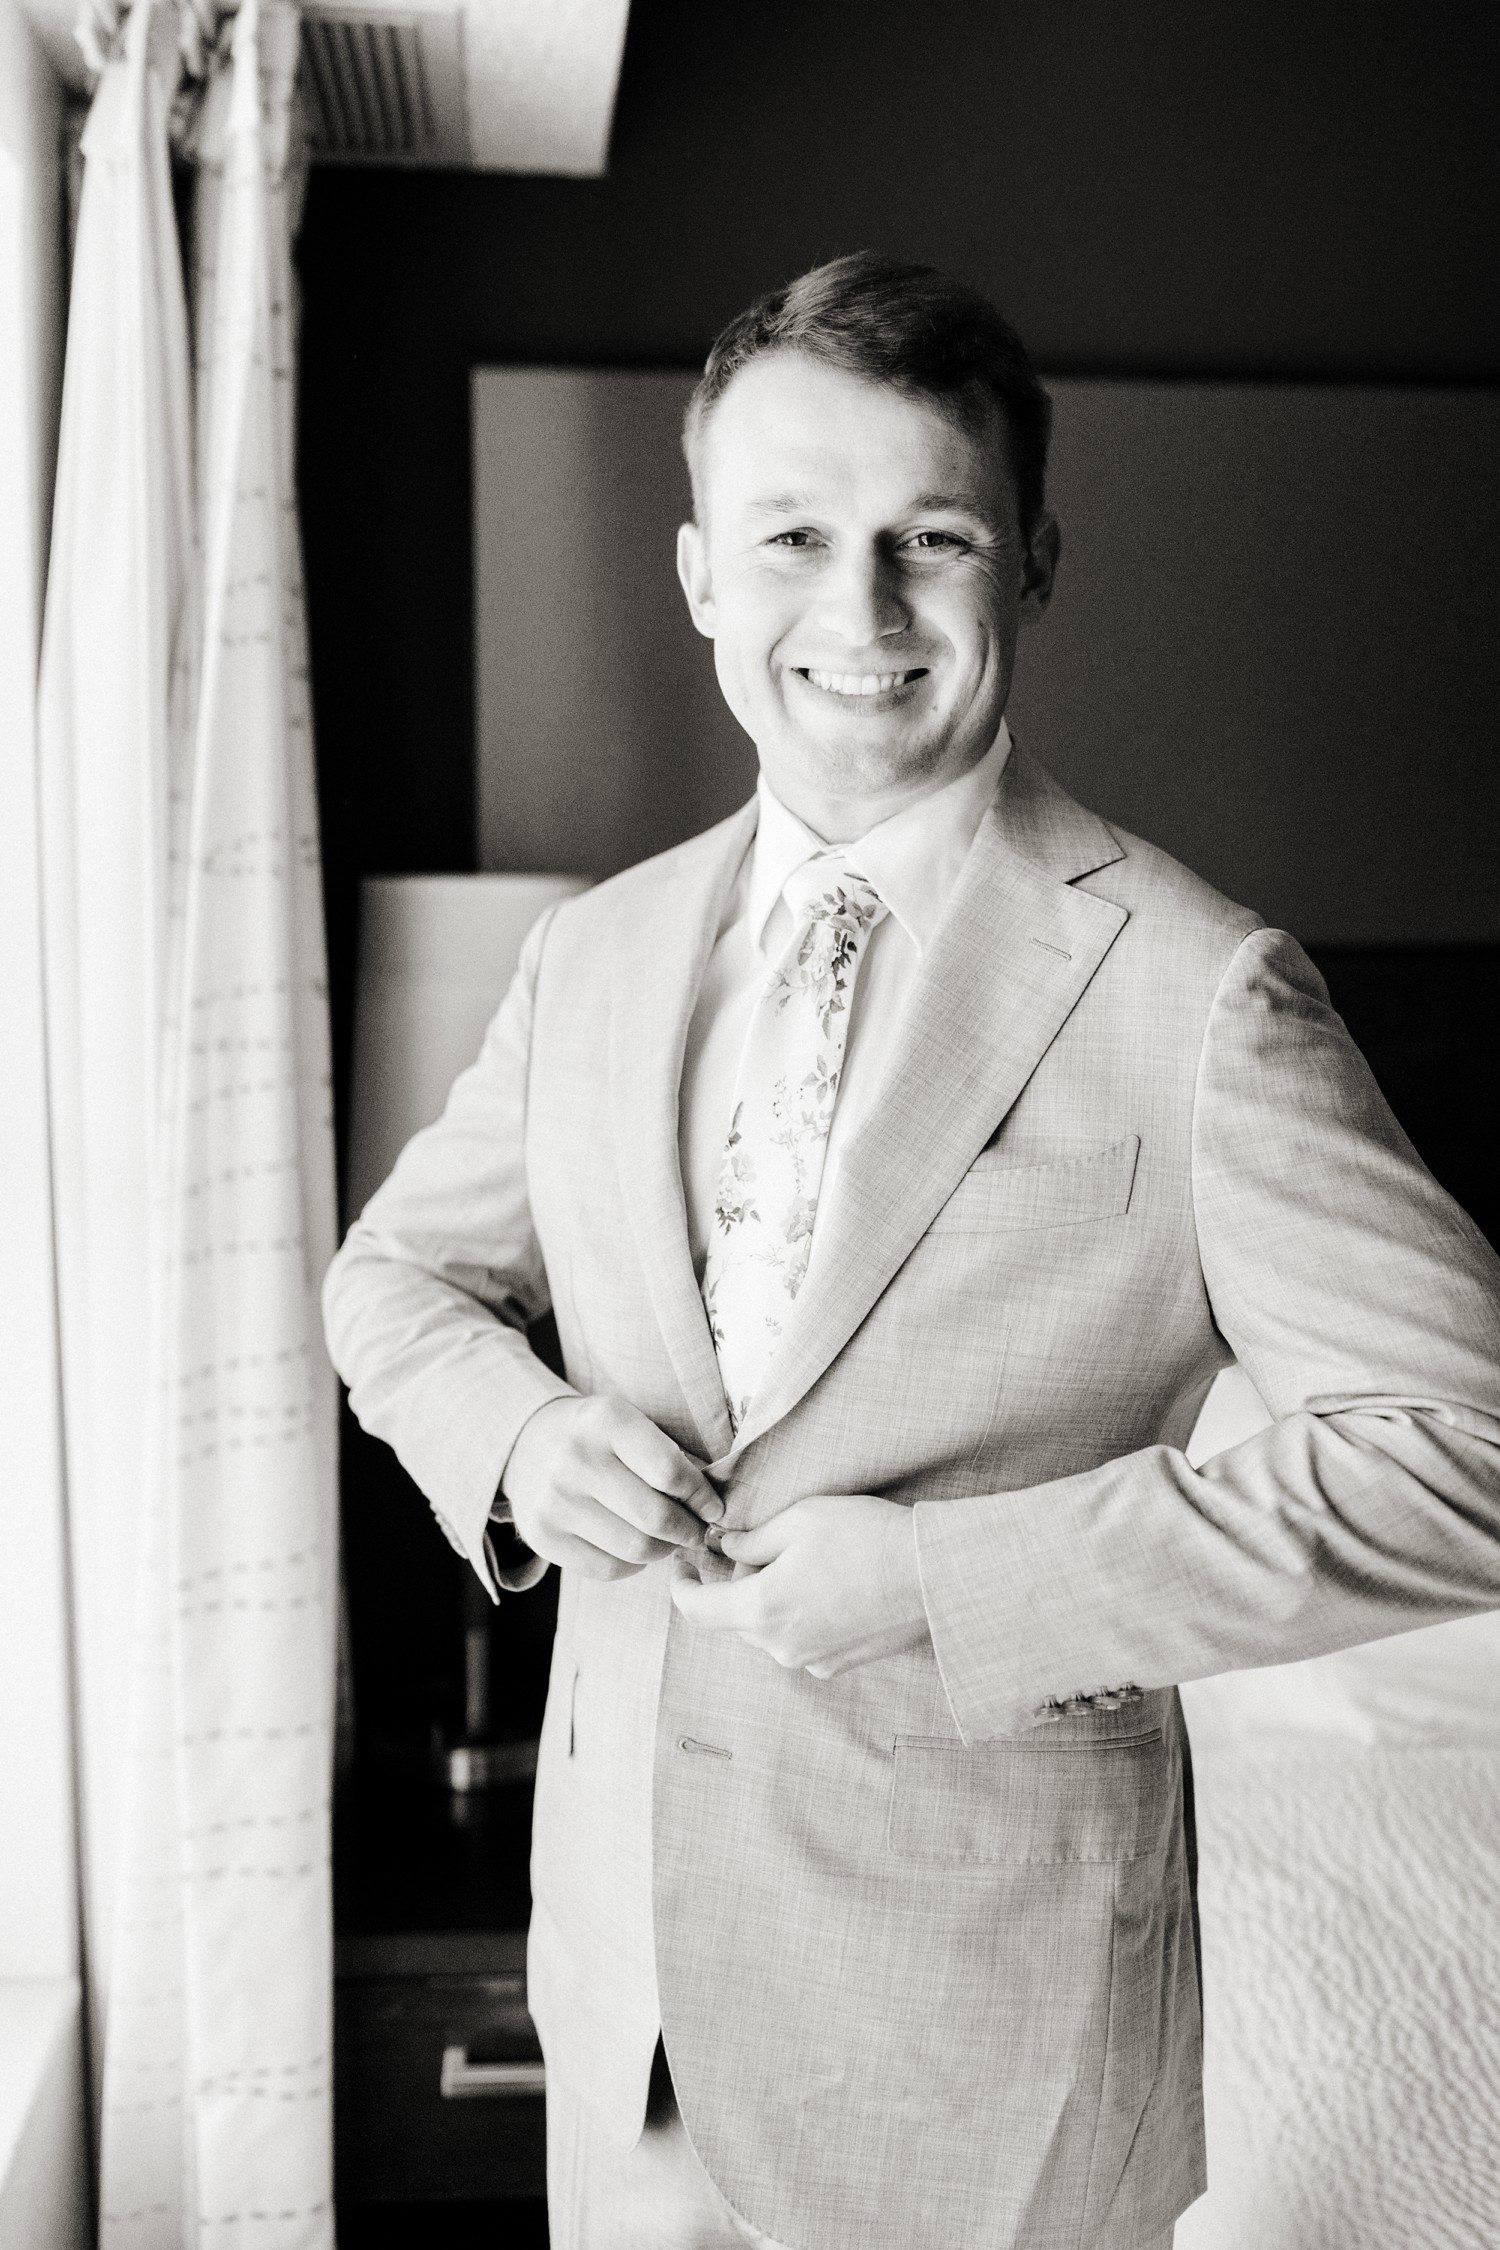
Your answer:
[37,0,339,2240]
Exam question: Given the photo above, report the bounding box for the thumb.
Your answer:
[718,1509,799,1568]
[609,1407,722,1518]
[668,1561,753,1633]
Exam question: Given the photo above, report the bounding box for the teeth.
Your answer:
[803,669,915,696]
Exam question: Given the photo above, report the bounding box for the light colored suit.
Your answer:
[323,746,1500,2250]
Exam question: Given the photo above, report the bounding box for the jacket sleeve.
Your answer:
[915,927,1500,1740]
[321,905,578,1597]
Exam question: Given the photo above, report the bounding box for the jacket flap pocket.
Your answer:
[887,1729,1169,1865]
[927,1133,1140,1234]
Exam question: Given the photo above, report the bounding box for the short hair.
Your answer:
[683,251,1052,532]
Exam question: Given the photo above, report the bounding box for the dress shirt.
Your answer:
[679,720,1011,1285]
[486,720,1010,1580]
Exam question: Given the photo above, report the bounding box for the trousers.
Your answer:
[544,2039,1177,2250]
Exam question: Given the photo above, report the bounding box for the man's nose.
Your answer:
[813,545,910,646]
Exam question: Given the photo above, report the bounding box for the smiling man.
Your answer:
[674,330,1054,833]
[323,255,1500,2250]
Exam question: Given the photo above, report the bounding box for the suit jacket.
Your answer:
[323,746,1500,2250]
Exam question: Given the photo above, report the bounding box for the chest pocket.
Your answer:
[927,1133,1140,1235]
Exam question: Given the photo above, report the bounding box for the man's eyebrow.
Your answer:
[741,489,990,519]
[742,493,822,517]
[905,489,988,515]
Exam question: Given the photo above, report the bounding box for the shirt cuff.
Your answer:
[429,1371,576,1599]
[484,1492,551,1593]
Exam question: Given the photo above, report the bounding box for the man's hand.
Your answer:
[501,1395,722,1581]
[668,1495,930,1677]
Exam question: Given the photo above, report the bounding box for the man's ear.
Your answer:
[1020,509,1061,615]
[677,520,717,638]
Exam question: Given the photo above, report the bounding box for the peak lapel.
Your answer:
[608,804,755,1463]
[723,750,1129,1462]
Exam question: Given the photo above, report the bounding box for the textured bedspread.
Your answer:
[1174,1740,1500,2250]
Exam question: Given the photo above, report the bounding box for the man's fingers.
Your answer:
[565,1491,681,1568]
[543,1529,643,1582]
[592,1457,711,1548]
[669,1565,761,1634]
[608,1410,724,1520]
[717,1510,798,1567]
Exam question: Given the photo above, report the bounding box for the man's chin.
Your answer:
[768,724,952,803]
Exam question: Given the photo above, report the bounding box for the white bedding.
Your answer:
[1174,1736,1500,2250]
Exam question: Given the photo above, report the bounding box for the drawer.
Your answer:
[336,1938,546,2203]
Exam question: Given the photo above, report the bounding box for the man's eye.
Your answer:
[768,529,819,549]
[905,530,965,553]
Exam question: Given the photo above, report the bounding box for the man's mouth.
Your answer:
[795,667,928,698]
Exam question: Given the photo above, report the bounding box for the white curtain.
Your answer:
[37,0,339,2240]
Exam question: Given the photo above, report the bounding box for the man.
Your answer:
[322,254,1500,2249]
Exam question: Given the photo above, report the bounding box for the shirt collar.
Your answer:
[747,719,1011,956]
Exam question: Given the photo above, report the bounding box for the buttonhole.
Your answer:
[1029,936,1072,961]
[678,1736,733,1760]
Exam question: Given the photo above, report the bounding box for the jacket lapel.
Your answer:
[609,802,757,1463]
[720,749,1129,1465]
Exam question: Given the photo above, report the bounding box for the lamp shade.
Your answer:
[346,872,589,1222]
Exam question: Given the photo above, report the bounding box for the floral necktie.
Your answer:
[702,856,888,1433]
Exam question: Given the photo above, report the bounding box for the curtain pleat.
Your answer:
[37,0,197,2144]
[39,2,339,2241]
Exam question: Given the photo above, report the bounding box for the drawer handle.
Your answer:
[439,2044,547,2100]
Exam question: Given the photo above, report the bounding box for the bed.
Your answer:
[1176,1371,1500,2249]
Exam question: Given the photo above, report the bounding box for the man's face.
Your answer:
[677,352,1057,814]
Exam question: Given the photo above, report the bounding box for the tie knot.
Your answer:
[782,851,887,935]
